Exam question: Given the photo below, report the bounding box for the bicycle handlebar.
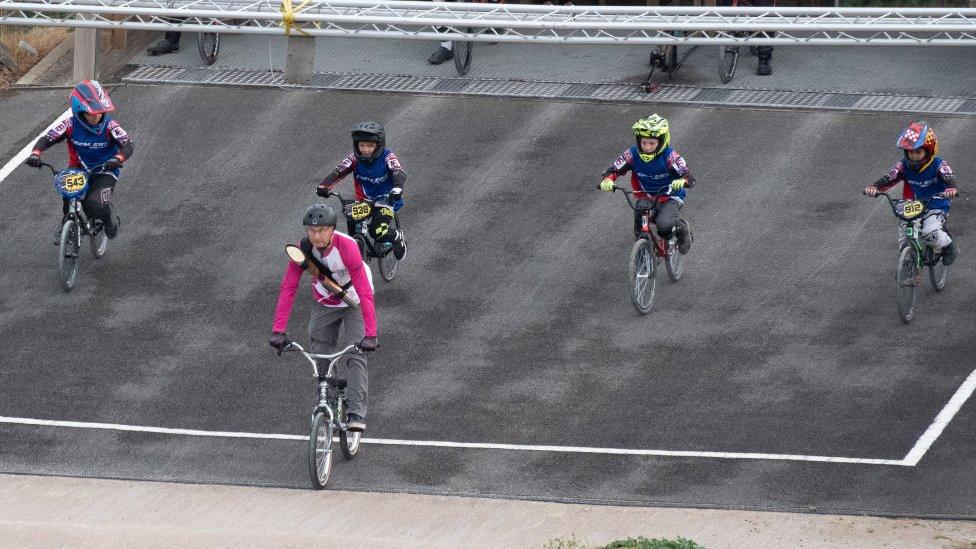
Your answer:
[604,183,675,212]
[36,160,112,176]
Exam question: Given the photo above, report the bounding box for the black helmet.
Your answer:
[303,204,338,227]
[352,121,385,163]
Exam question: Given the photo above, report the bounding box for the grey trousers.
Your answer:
[308,304,368,418]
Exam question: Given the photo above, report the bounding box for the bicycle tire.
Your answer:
[628,238,656,315]
[718,45,739,83]
[663,45,678,80]
[895,246,919,323]
[308,410,334,489]
[90,227,108,259]
[58,220,80,292]
[665,241,683,283]
[929,253,949,292]
[378,247,398,282]
[197,32,220,65]
[453,29,473,76]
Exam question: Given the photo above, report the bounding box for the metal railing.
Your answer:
[2,1,976,45]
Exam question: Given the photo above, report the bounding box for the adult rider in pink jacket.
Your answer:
[269,204,377,432]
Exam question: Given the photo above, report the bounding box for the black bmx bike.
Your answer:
[36,161,110,292]
[328,191,404,282]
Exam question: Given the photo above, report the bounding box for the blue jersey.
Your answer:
[605,146,692,201]
[323,149,405,211]
[879,157,956,212]
[42,114,131,177]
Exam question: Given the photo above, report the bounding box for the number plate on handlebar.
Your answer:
[899,200,924,219]
[54,169,89,198]
[349,202,372,221]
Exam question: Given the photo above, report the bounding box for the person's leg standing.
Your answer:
[751,0,775,75]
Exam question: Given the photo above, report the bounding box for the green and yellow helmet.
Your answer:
[632,114,670,160]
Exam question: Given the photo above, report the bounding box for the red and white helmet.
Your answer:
[69,80,115,117]
[896,121,938,170]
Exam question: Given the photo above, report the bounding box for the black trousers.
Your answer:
[634,198,682,237]
[63,173,118,234]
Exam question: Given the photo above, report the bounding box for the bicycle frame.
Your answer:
[279,341,360,426]
[877,191,950,269]
[40,161,106,238]
[611,185,677,259]
[329,191,399,259]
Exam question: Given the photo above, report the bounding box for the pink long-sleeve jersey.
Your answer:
[272,231,376,336]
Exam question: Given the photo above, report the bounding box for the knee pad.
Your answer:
[922,228,951,249]
[372,222,391,242]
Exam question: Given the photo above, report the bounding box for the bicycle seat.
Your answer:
[321,375,347,390]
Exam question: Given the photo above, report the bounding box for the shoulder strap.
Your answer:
[299,237,353,292]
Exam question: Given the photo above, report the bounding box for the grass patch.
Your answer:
[544,536,705,549]
[603,537,705,549]
[0,26,69,89]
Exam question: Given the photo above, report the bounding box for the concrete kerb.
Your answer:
[0,474,974,548]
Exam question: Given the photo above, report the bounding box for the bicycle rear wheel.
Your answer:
[58,220,81,292]
[629,238,656,315]
[895,246,919,323]
[378,246,398,282]
[453,30,473,76]
[197,32,220,65]
[90,227,108,259]
[718,44,739,83]
[308,410,334,489]
[929,253,948,292]
[665,242,683,283]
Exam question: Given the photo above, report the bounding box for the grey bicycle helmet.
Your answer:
[303,204,338,227]
[352,121,385,163]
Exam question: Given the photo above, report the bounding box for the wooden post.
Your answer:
[73,20,100,80]
[284,35,315,85]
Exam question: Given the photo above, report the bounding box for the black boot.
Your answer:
[942,241,958,266]
[756,46,773,75]
[427,46,453,65]
[104,215,121,239]
[392,230,406,260]
[147,38,180,55]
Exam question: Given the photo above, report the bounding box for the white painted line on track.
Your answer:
[902,367,976,466]
[0,109,71,184]
[0,415,908,466]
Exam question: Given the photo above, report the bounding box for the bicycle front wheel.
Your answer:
[308,410,334,489]
[629,238,656,315]
[718,45,739,83]
[58,220,81,292]
[663,45,678,80]
[453,31,473,76]
[197,32,220,65]
[895,246,920,323]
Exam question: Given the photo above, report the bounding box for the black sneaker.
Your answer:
[676,219,693,255]
[104,215,121,239]
[346,413,366,432]
[942,242,958,266]
[757,57,772,76]
[427,46,453,65]
[147,39,179,55]
[392,230,406,260]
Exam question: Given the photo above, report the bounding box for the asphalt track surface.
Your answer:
[0,84,974,518]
